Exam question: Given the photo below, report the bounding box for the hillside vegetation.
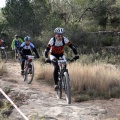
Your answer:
[0,0,119,52]
[0,0,120,101]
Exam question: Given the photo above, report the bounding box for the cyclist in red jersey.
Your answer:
[45,27,79,90]
[0,38,7,47]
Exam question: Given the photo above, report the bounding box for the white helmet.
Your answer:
[54,27,64,34]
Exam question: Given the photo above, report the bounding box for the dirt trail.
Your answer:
[0,62,120,120]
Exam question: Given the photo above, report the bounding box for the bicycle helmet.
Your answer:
[15,34,19,38]
[1,32,4,34]
[54,27,64,34]
[1,32,5,36]
[24,36,30,41]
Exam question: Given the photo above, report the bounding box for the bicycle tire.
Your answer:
[15,50,21,63]
[25,62,34,84]
[64,72,71,104]
[1,50,7,63]
[56,80,62,99]
[23,72,26,81]
[22,61,27,81]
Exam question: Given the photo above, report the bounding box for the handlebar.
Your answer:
[26,55,38,60]
[0,46,8,49]
[0,47,5,50]
[67,56,79,62]
[45,56,79,64]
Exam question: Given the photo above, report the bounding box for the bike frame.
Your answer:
[24,55,34,71]
[24,58,33,71]
[58,60,68,77]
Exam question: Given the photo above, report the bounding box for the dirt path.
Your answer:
[0,62,120,120]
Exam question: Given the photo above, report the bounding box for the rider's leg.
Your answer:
[15,49,17,59]
[50,55,59,90]
[62,55,67,68]
[52,59,59,85]
[21,58,25,75]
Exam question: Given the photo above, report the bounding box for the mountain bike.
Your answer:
[46,56,79,104]
[0,47,8,63]
[22,55,35,84]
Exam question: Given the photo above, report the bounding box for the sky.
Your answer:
[0,0,6,8]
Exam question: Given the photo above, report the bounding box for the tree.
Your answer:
[2,0,34,35]
[30,0,51,36]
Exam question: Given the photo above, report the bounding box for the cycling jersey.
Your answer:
[45,36,77,59]
[14,40,21,48]
[0,39,4,46]
[20,42,35,55]
[47,37,71,55]
[11,38,23,49]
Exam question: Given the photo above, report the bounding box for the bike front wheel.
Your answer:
[56,80,62,99]
[24,62,34,84]
[64,72,71,104]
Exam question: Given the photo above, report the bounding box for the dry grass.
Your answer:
[0,63,7,76]
[34,61,120,100]
[68,63,120,100]
[34,62,54,82]
[69,63,120,91]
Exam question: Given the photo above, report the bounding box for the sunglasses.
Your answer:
[57,34,63,37]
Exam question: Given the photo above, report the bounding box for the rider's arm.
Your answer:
[32,48,39,58]
[30,43,39,58]
[45,45,51,58]
[11,39,15,49]
[44,38,53,58]
[64,37,78,55]
[19,38,23,44]
[68,44,78,55]
[19,43,24,56]
[19,46,23,51]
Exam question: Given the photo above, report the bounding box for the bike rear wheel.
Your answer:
[15,50,21,63]
[24,62,34,84]
[64,72,71,104]
[0,50,7,63]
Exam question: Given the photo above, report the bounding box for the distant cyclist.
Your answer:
[0,37,7,47]
[19,36,39,75]
[11,35,23,58]
[44,27,79,90]
[0,32,8,47]
[1,32,6,40]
